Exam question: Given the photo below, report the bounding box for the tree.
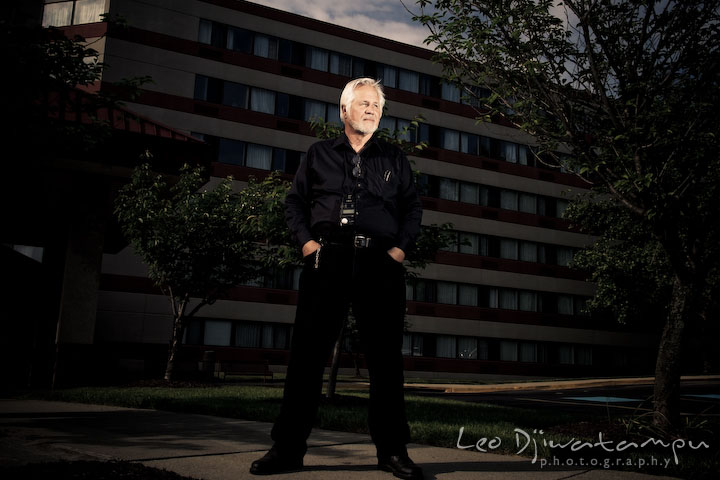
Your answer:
[115,157,291,381]
[414,0,720,430]
[565,197,672,327]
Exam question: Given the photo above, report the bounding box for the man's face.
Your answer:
[344,85,381,135]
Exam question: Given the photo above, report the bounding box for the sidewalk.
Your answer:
[0,399,680,480]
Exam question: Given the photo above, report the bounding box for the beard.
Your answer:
[347,117,378,135]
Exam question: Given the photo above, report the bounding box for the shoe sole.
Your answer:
[377,464,423,480]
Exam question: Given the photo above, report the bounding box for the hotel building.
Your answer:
[25,0,661,381]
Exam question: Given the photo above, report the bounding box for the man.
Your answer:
[250,78,423,480]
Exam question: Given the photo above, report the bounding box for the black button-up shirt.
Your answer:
[285,134,423,252]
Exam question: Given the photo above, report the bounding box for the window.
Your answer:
[218,138,245,166]
[205,320,232,346]
[462,85,491,108]
[458,284,478,306]
[272,149,286,172]
[442,128,460,151]
[75,0,104,23]
[459,183,479,204]
[419,74,436,96]
[518,145,530,165]
[330,52,352,76]
[461,133,479,155]
[519,343,538,362]
[574,297,590,316]
[235,323,260,347]
[439,178,459,201]
[519,193,537,214]
[194,75,222,103]
[198,19,213,44]
[402,333,424,356]
[558,345,574,364]
[556,247,574,267]
[227,26,253,53]
[327,104,340,125]
[273,325,290,349]
[519,241,537,262]
[576,346,593,365]
[436,282,457,304]
[436,335,457,358]
[398,70,419,92]
[413,280,436,303]
[485,287,499,308]
[500,190,518,210]
[499,289,518,310]
[459,232,479,255]
[477,340,489,360]
[43,2,73,27]
[260,325,274,348]
[184,319,204,345]
[304,99,326,122]
[458,337,478,359]
[380,65,397,88]
[379,116,397,132]
[499,141,518,163]
[441,82,460,102]
[245,144,272,170]
[254,34,279,59]
[234,322,290,349]
[557,294,574,315]
[556,199,569,218]
[305,46,329,70]
[43,0,105,27]
[519,291,537,312]
[222,81,248,108]
[352,58,366,78]
[500,341,518,361]
[249,87,275,114]
[396,118,412,142]
[500,239,518,260]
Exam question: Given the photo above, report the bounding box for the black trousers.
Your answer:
[270,243,410,458]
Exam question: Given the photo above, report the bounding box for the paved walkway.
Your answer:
[0,399,681,480]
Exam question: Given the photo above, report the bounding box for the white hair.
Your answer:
[339,77,385,124]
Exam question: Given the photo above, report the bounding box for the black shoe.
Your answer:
[250,446,303,475]
[378,455,424,480]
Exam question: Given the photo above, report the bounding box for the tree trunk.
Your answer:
[164,314,186,382]
[652,274,692,431]
[326,324,345,399]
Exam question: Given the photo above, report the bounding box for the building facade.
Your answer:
[40,0,659,380]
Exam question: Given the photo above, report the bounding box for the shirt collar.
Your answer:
[332,133,381,154]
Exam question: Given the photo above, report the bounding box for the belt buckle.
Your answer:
[353,234,370,248]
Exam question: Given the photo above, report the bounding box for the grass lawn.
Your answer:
[21,381,718,479]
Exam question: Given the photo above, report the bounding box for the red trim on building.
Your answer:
[421,197,578,232]
[434,251,586,281]
[57,22,108,39]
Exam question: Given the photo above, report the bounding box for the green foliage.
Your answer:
[407,223,456,274]
[414,0,720,427]
[414,0,720,318]
[564,196,671,325]
[114,156,291,310]
[1,15,151,154]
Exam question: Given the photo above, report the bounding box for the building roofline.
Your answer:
[202,0,434,60]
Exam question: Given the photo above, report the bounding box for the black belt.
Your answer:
[319,233,391,250]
